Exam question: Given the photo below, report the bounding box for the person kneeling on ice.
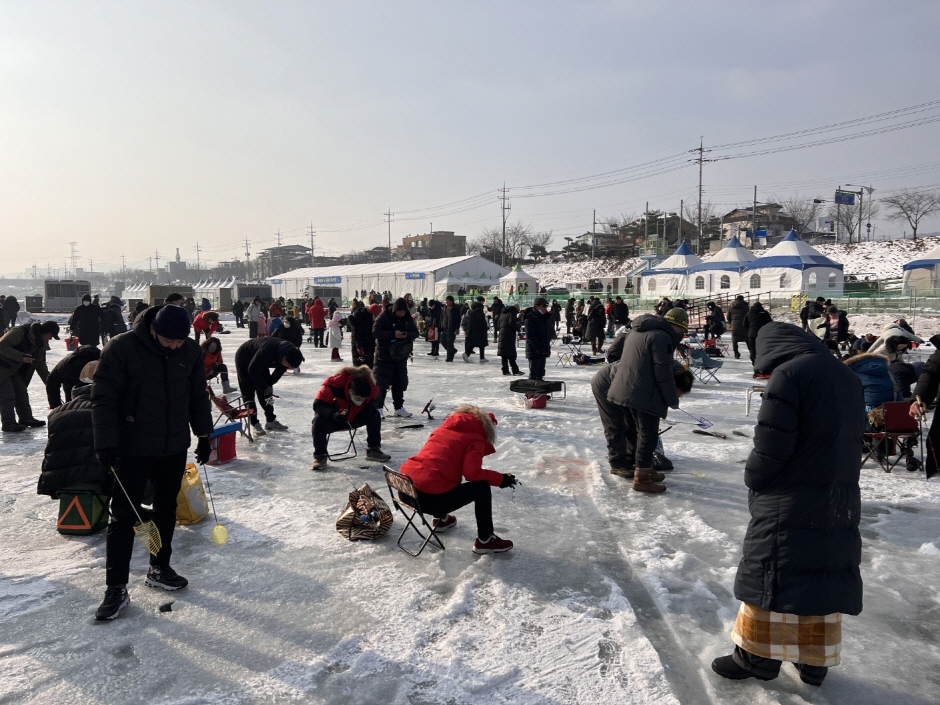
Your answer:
[310,365,391,471]
[604,308,688,493]
[91,304,214,621]
[711,323,864,687]
[233,337,304,435]
[201,337,236,394]
[399,405,516,554]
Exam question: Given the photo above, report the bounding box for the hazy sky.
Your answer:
[3,1,940,275]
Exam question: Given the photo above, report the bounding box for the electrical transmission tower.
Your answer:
[68,242,80,277]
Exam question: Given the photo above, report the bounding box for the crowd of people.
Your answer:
[5,283,938,691]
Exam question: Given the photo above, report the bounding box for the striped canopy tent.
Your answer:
[901,242,940,294]
[688,235,757,295]
[499,264,539,293]
[742,230,843,296]
[637,242,703,296]
[433,270,462,296]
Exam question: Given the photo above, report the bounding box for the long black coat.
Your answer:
[490,300,505,325]
[606,314,680,419]
[727,299,749,333]
[465,302,489,349]
[524,308,553,359]
[440,303,461,335]
[586,302,607,340]
[743,303,772,340]
[735,323,864,616]
[92,306,212,458]
[38,386,111,497]
[497,306,520,358]
[46,345,101,408]
[913,333,940,479]
[348,307,376,351]
[373,308,418,364]
[69,303,106,346]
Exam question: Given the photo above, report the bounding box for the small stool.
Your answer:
[745,385,767,417]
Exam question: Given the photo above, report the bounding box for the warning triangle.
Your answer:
[57,495,93,531]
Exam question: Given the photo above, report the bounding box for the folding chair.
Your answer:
[207,386,257,442]
[327,427,359,462]
[384,466,445,557]
[863,401,920,473]
[688,348,723,384]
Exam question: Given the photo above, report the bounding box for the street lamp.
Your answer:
[845,184,875,243]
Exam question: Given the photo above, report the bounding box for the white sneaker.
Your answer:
[394,407,413,418]
[462,353,470,363]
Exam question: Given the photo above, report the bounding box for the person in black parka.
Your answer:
[489,297,504,344]
[91,304,214,620]
[742,301,772,364]
[911,333,940,479]
[524,298,553,380]
[38,367,112,499]
[462,299,490,362]
[440,296,462,362]
[271,315,304,349]
[234,336,304,433]
[373,297,419,416]
[727,295,749,359]
[496,305,523,376]
[46,344,101,409]
[69,294,107,347]
[713,322,864,685]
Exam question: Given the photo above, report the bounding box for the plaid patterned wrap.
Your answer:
[732,602,842,667]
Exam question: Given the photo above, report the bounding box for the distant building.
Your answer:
[721,204,800,246]
[255,244,312,278]
[398,231,466,260]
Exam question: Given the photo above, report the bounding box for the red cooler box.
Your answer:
[208,422,241,465]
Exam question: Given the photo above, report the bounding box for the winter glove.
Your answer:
[195,436,212,465]
[499,473,517,489]
[96,448,118,472]
[332,409,350,427]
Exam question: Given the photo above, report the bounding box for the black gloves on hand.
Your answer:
[96,448,118,472]
[500,473,517,489]
[332,410,350,427]
[195,436,212,465]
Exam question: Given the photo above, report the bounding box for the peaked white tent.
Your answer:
[902,242,940,294]
[637,243,703,296]
[742,230,843,296]
[499,264,539,293]
[688,235,757,295]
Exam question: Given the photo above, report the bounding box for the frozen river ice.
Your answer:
[1,320,939,704]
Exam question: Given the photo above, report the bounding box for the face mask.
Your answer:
[350,394,365,407]
[209,345,218,353]
[79,377,93,384]
[83,301,90,306]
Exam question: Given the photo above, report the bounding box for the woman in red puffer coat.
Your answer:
[399,404,517,554]
[307,298,327,348]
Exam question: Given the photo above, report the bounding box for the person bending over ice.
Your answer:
[233,337,304,435]
[399,405,516,554]
[310,365,391,471]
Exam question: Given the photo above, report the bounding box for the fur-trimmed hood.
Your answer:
[449,404,497,445]
[843,352,890,368]
[338,364,375,382]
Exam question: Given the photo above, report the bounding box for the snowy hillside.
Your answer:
[525,236,940,287]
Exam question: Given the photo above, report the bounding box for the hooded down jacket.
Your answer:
[843,353,901,409]
[465,301,489,349]
[37,385,111,497]
[46,345,101,408]
[400,408,504,494]
[606,314,681,419]
[736,322,864,616]
[313,365,379,425]
[496,306,521,357]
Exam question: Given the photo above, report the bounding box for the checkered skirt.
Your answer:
[732,602,842,667]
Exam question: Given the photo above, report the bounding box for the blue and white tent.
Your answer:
[688,235,756,295]
[637,242,703,296]
[742,230,843,296]
[901,242,940,294]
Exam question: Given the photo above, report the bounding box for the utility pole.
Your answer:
[689,138,712,253]
[275,229,282,276]
[753,185,758,245]
[68,242,80,277]
[307,222,316,267]
[196,242,201,272]
[592,210,597,260]
[121,254,126,281]
[645,201,649,242]
[837,184,842,243]
[244,238,251,280]
[89,259,94,274]
[429,222,433,259]
[384,208,394,262]
[499,183,511,266]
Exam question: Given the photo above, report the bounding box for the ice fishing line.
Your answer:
[111,466,162,556]
[200,463,229,545]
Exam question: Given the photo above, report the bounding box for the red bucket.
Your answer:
[525,393,547,409]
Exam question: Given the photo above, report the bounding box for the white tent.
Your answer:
[267,256,508,302]
[688,235,756,295]
[902,242,940,294]
[637,242,703,296]
[434,270,462,296]
[499,264,539,293]
[741,230,843,296]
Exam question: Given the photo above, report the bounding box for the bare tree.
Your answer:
[524,230,553,261]
[774,194,820,235]
[881,188,940,239]
[828,200,880,243]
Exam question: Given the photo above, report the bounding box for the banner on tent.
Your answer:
[405,272,426,280]
[314,276,342,285]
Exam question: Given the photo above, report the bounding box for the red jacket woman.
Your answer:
[200,337,234,393]
[399,405,515,554]
[193,310,219,344]
[307,298,327,347]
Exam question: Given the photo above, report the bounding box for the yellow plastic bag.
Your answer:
[176,463,209,525]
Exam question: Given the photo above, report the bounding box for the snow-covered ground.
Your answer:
[2,320,940,705]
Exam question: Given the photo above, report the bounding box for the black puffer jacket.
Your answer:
[735,323,864,616]
[465,301,489,348]
[373,301,418,364]
[38,385,111,497]
[46,345,101,408]
[234,337,294,390]
[606,329,628,363]
[586,302,607,340]
[490,299,504,325]
[524,308,553,359]
[606,314,681,418]
[727,299,749,333]
[496,306,520,357]
[743,302,772,340]
[440,303,461,334]
[69,303,106,346]
[92,306,212,457]
[271,316,304,348]
[348,306,376,350]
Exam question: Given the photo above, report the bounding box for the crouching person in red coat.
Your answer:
[311,365,391,471]
[399,404,516,554]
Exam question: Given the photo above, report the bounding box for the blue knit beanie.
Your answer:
[152,305,192,339]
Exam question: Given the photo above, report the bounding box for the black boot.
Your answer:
[794,663,827,686]
[95,586,130,621]
[145,565,189,591]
